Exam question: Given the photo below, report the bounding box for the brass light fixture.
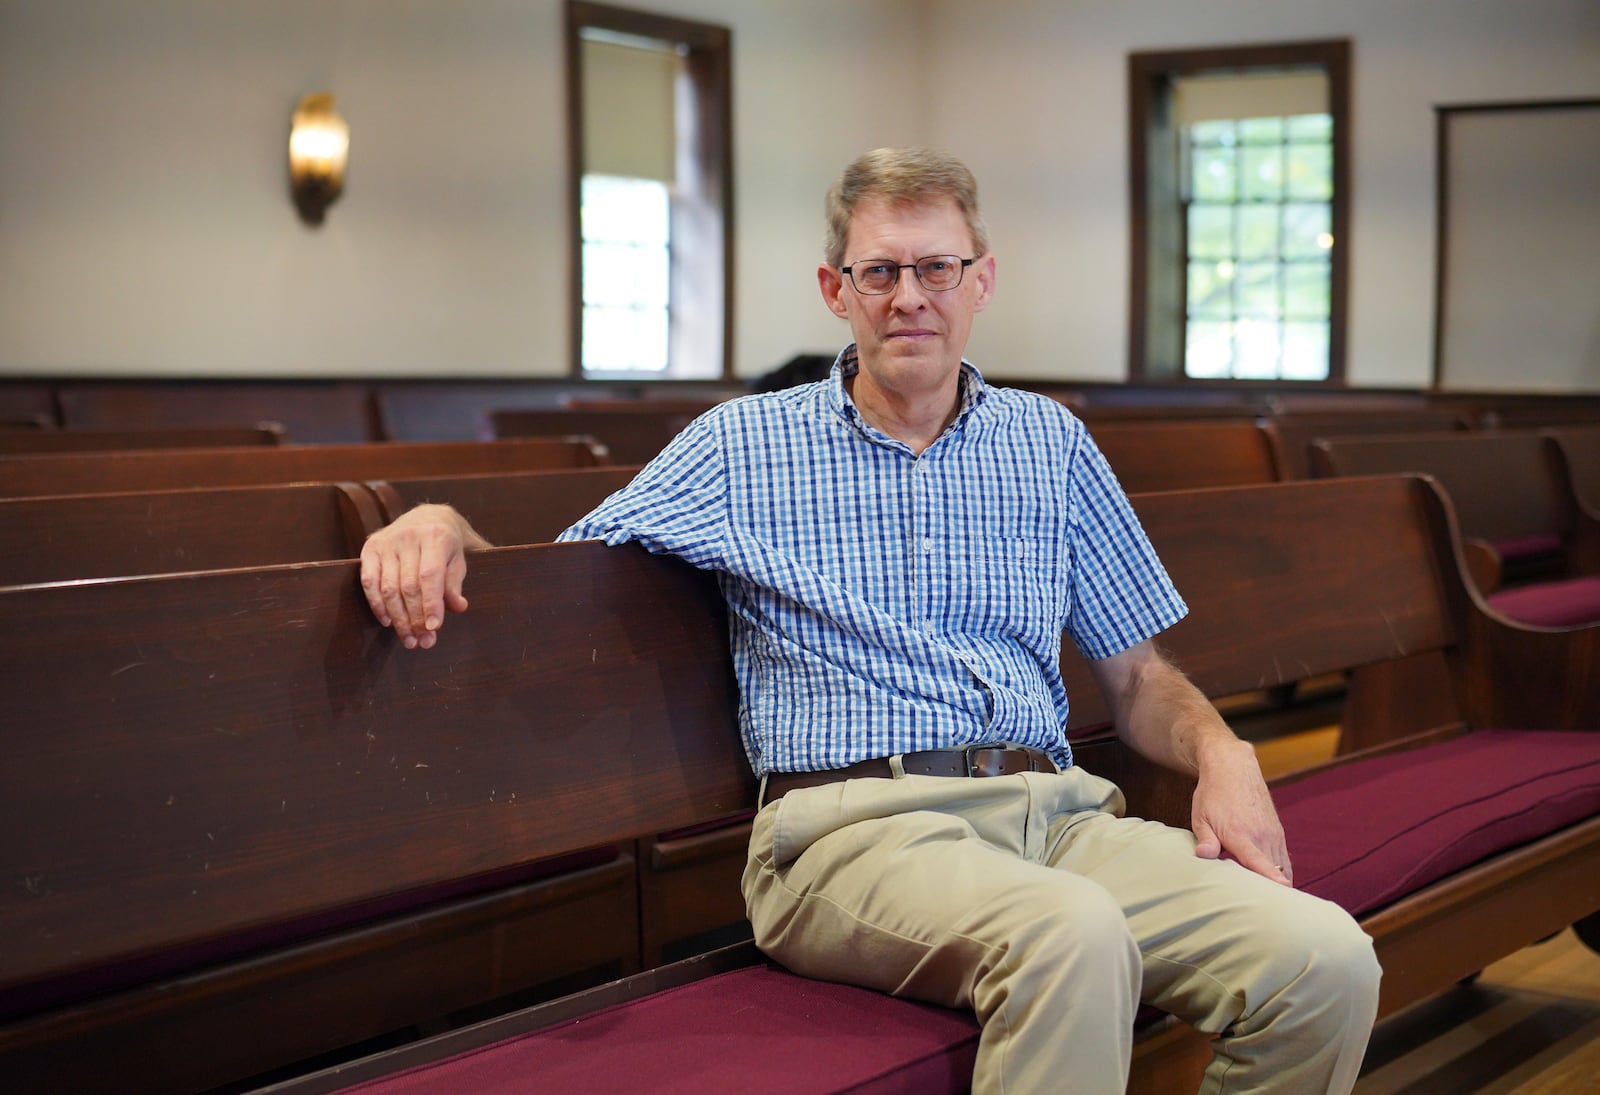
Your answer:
[288,93,349,225]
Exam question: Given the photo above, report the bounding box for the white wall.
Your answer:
[925,0,1600,388]
[0,0,919,379]
[1,0,1596,387]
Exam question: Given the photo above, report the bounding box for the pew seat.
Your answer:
[261,729,1600,1095]
[1484,575,1600,628]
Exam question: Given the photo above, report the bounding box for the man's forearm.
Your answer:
[1091,641,1248,777]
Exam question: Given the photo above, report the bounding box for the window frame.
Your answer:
[1128,39,1351,386]
[565,1,734,381]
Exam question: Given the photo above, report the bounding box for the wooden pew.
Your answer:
[55,382,379,444]
[367,467,640,547]
[0,423,286,454]
[0,543,746,1094]
[1309,429,1600,593]
[1264,409,1471,479]
[1309,430,1600,751]
[0,482,384,586]
[1545,425,1600,517]
[250,475,1600,1095]
[0,438,609,500]
[1084,420,1280,491]
[489,407,705,465]
[0,383,59,429]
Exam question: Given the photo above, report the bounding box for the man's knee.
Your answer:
[979,881,1141,992]
[1262,897,1381,1022]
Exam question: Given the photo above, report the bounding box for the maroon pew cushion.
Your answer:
[1487,576,1600,627]
[338,962,981,1095]
[1491,532,1563,563]
[1274,729,1600,918]
[330,730,1600,1095]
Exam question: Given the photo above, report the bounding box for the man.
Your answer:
[361,147,1380,1094]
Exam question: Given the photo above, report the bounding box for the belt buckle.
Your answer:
[964,742,1041,778]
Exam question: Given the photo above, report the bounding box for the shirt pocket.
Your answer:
[946,533,1064,641]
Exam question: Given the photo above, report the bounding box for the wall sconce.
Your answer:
[288,93,349,225]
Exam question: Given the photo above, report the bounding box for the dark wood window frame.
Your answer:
[565,1,734,380]
[1128,39,1351,386]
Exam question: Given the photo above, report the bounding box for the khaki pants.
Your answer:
[743,768,1379,1095]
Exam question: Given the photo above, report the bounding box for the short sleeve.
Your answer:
[1061,429,1188,660]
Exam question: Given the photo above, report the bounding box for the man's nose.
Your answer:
[890,270,929,310]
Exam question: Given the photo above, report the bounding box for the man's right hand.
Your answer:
[359,504,489,650]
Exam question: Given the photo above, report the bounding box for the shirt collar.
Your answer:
[825,343,990,447]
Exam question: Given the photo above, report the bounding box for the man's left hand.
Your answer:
[1191,738,1293,886]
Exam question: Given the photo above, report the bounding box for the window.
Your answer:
[1183,106,1334,380]
[566,2,732,380]
[1130,41,1350,384]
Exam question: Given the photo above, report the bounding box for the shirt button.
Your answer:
[922,538,934,552]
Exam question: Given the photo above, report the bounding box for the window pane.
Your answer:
[1284,262,1330,319]
[1282,321,1330,380]
[1286,113,1331,141]
[1237,205,1280,260]
[1286,142,1332,200]
[1187,260,1234,317]
[1283,203,1331,257]
[1234,319,1281,379]
[1240,145,1283,201]
[1237,117,1285,144]
[1190,145,1235,201]
[581,175,669,245]
[1236,262,1279,317]
[1186,320,1234,378]
[583,241,670,308]
[583,305,669,372]
[1189,119,1236,146]
[1187,204,1234,259]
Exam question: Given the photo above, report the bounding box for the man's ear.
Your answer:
[818,263,849,318]
[971,253,997,314]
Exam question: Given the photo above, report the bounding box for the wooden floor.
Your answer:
[1253,725,1600,1093]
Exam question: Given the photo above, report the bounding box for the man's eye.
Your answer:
[861,263,895,276]
[922,260,953,274]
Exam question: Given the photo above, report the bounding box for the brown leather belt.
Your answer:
[762,744,1057,806]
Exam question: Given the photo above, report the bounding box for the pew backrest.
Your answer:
[368,466,641,546]
[0,541,749,1024]
[0,482,383,586]
[1307,430,1575,546]
[56,383,378,443]
[1059,473,1599,740]
[1084,419,1280,491]
[1060,475,1456,737]
[1544,426,1600,516]
[1265,410,1472,479]
[0,438,609,499]
[0,423,286,454]
[490,408,703,465]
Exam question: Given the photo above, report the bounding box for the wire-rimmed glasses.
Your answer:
[840,255,975,295]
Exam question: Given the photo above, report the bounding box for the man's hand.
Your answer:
[1089,639,1293,886]
[1191,736,1293,886]
[359,504,488,650]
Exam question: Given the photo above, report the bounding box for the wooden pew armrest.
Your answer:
[1460,536,1503,593]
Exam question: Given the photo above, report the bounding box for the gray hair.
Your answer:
[823,147,989,268]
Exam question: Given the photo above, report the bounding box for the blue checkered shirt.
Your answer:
[559,346,1187,777]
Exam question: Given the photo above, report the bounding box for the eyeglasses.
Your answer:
[840,255,975,295]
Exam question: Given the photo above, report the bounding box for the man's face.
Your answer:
[818,196,995,404]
